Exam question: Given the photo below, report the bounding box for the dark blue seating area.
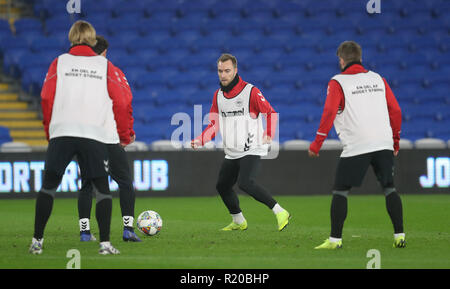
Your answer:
[0,0,449,145]
[0,126,12,144]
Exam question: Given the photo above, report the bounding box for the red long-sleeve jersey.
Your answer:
[309,64,402,154]
[109,63,135,139]
[195,76,278,145]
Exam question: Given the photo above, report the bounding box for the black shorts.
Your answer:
[44,136,109,179]
[333,149,395,190]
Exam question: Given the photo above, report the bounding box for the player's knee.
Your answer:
[332,190,349,198]
[40,188,57,198]
[42,170,63,191]
[90,177,111,203]
[216,181,231,195]
[383,187,396,196]
[79,181,93,196]
[237,178,254,192]
[215,179,226,191]
[332,184,351,198]
[118,183,134,194]
[95,188,112,203]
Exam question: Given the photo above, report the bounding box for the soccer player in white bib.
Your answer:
[191,53,290,231]
[309,41,405,249]
[77,35,141,243]
[29,21,131,255]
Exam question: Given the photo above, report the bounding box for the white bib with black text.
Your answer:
[217,83,267,159]
[332,70,393,157]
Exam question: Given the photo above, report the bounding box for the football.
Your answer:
[136,210,163,236]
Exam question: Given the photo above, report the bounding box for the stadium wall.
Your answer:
[0,150,448,199]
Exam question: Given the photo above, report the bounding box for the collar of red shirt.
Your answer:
[342,63,368,75]
[69,45,97,57]
[223,76,248,98]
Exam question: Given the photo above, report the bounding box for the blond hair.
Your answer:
[68,20,97,47]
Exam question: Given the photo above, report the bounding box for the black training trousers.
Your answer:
[78,143,135,220]
[34,137,112,242]
[216,155,277,214]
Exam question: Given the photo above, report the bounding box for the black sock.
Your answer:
[91,177,112,242]
[33,191,54,239]
[34,170,61,240]
[78,180,93,220]
[96,198,112,242]
[330,194,348,239]
[119,185,135,218]
[385,191,404,233]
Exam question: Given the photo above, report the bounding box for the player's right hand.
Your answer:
[191,139,201,149]
[308,149,319,157]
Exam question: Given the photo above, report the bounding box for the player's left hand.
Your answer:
[120,135,135,148]
[262,135,272,144]
[191,139,201,149]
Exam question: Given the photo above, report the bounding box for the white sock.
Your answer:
[329,237,342,243]
[79,218,90,232]
[272,203,284,214]
[100,241,111,247]
[32,237,43,244]
[394,233,405,239]
[231,212,246,224]
[123,216,134,228]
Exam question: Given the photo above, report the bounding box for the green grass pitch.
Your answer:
[0,194,449,269]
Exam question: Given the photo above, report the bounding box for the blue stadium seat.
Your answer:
[0,19,11,36]
[110,1,150,16]
[17,51,54,75]
[21,66,48,95]
[134,121,170,143]
[295,122,320,141]
[14,18,43,35]
[106,18,141,35]
[0,126,12,144]
[30,36,65,53]
[2,47,29,76]
[125,67,151,89]
[106,48,131,67]
[81,0,116,13]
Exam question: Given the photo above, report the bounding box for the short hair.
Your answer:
[217,53,237,68]
[336,41,362,64]
[68,20,97,47]
[93,35,109,55]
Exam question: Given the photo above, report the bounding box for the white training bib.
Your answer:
[332,70,393,157]
[217,83,268,159]
[50,53,119,144]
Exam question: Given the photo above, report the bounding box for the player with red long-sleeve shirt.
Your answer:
[76,35,141,244]
[310,41,405,250]
[191,53,290,232]
[308,64,401,157]
[30,21,127,255]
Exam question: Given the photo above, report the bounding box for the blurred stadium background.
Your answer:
[0,0,449,151]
